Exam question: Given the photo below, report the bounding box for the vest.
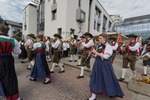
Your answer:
[0,37,15,55]
[126,40,138,54]
[84,39,93,51]
[36,42,45,53]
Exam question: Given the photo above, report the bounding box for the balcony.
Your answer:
[76,8,86,23]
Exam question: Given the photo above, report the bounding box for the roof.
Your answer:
[124,14,150,22]
[5,20,22,27]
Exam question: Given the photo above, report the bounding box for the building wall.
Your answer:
[8,25,22,37]
[23,4,37,37]
[45,0,68,40]
[89,0,114,36]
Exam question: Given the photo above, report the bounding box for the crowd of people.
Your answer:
[0,19,150,100]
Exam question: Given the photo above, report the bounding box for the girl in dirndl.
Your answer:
[30,35,51,84]
[88,34,124,100]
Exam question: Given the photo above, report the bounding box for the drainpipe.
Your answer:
[88,0,93,32]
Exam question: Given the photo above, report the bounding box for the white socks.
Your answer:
[70,55,73,60]
[58,62,64,71]
[78,59,81,65]
[121,68,127,79]
[132,70,136,78]
[144,66,148,75]
[89,93,96,100]
[28,62,32,68]
[80,67,84,76]
[50,63,56,71]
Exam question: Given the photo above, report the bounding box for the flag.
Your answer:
[117,33,123,43]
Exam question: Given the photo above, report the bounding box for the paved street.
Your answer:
[1,54,150,100]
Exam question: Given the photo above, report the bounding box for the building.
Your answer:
[22,3,38,37]
[110,15,122,24]
[115,14,150,42]
[23,0,114,40]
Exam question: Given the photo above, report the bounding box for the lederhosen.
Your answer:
[0,37,19,99]
[27,39,35,62]
[109,42,117,63]
[80,39,93,68]
[143,43,150,66]
[30,42,51,79]
[122,41,138,70]
[70,39,77,55]
[53,40,62,64]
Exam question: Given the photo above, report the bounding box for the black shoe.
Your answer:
[141,74,147,76]
[77,76,84,79]
[29,78,37,81]
[55,65,58,67]
[74,60,77,62]
[58,70,65,73]
[62,65,64,67]
[76,64,81,66]
[27,67,31,70]
[43,80,51,84]
[118,78,125,81]
[50,71,54,73]
[68,60,73,62]
[21,61,24,63]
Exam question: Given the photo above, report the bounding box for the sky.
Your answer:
[0,0,150,22]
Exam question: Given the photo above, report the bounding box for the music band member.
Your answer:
[68,35,77,62]
[119,34,140,81]
[108,37,118,63]
[87,33,124,100]
[141,37,150,76]
[30,35,51,84]
[77,32,94,79]
[50,34,65,73]
[0,21,22,100]
[24,33,36,70]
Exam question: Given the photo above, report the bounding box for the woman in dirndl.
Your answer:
[88,33,124,100]
[0,21,22,99]
[30,35,51,84]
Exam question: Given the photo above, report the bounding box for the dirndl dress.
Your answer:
[90,56,124,97]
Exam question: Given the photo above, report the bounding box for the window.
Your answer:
[58,28,62,35]
[24,25,26,30]
[94,6,101,31]
[53,0,56,4]
[52,9,57,20]
[70,29,75,35]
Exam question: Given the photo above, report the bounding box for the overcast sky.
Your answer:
[0,0,150,22]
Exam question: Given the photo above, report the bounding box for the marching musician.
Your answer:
[50,34,65,73]
[108,37,118,63]
[68,35,77,62]
[141,37,150,76]
[77,32,94,79]
[30,35,51,84]
[24,33,36,70]
[119,34,140,81]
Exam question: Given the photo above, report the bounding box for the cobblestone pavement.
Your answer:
[1,54,150,100]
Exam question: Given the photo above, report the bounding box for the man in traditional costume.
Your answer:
[50,34,65,73]
[68,35,77,62]
[24,33,36,70]
[77,32,94,79]
[141,37,150,76]
[0,19,22,100]
[119,34,140,81]
[108,37,118,63]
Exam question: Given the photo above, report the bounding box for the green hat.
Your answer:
[125,34,137,38]
[53,34,62,39]
[80,34,85,38]
[84,32,93,38]
[27,33,36,39]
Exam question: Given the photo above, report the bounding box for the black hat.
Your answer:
[108,37,117,41]
[53,34,62,39]
[125,34,137,38]
[84,32,93,38]
[27,33,36,39]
